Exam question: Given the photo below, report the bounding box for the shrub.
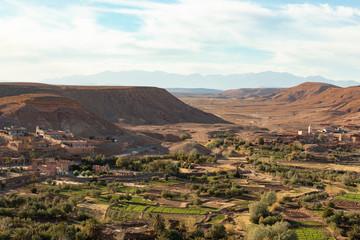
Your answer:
[261,191,277,206]
[158,229,182,240]
[193,198,203,206]
[30,187,37,194]
[180,134,190,141]
[205,224,227,240]
[249,202,269,224]
[322,207,334,218]
[186,228,204,240]
[260,213,284,225]
[323,201,335,208]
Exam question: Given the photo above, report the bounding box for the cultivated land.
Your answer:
[0,82,359,239]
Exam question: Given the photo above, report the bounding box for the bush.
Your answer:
[179,134,190,140]
[260,213,283,225]
[193,198,203,206]
[322,207,334,218]
[323,201,335,208]
[73,170,80,176]
[205,224,227,240]
[30,187,37,194]
[186,228,204,240]
[249,202,269,224]
[158,229,182,240]
[261,191,277,206]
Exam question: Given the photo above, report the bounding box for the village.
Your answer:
[0,122,359,239]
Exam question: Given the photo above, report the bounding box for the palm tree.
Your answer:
[152,214,165,235]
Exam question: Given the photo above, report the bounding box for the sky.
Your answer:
[0,0,360,82]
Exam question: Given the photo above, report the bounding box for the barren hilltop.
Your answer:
[0,93,127,138]
[0,83,227,126]
[265,82,339,102]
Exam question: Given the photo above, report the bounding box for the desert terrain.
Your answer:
[0,82,359,240]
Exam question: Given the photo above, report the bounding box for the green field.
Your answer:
[295,221,323,226]
[146,206,206,214]
[113,204,147,213]
[209,214,225,223]
[295,228,333,240]
[334,193,360,202]
[129,197,156,205]
[310,209,324,216]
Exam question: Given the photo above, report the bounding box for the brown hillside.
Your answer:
[0,94,135,138]
[269,82,339,102]
[294,85,360,113]
[59,86,227,125]
[0,83,227,125]
[222,88,282,99]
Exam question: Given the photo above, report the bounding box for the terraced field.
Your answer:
[334,193,360,202]
[295,228,333,240]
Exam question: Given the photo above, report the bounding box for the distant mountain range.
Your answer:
[42,71,360,89]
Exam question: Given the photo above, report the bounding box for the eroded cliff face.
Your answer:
[0,83,227,125]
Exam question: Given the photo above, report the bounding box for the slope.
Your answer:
[268,82,339,102]
[0,93,132,138]
[222,88,283,99]
[58,86,227,125]
[294,85,360,113]
[0,83,227,125]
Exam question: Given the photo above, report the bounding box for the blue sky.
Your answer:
[0,0,359,82]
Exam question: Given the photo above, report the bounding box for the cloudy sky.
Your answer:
[1,0,360,82]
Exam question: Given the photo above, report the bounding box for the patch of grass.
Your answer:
[190,206,218,212]
[295,221,323,226]
[295,228,334,240]
[148,180,181,186]
[145,206,206,215]
[91,199,109,205]
[130,197,156,205]
[310,209,324,216]
[59,188,89,196]
[334,193,360,202]
[209,214,225,223]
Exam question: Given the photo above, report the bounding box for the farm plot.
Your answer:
[113,204,147,213]
[146,206,207,214]
[295,228,333,240]
[334,193,360,202]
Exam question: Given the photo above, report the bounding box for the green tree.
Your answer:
[249,202,270,224]
[205,223,227,240]
[261,191,277,206]
[248,221,298,240]
[257,136,265,145]
[152,214,165,235]
[157,229,182,240]
[84,219,102,240]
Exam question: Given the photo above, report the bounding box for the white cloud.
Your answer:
[0,0,359,82]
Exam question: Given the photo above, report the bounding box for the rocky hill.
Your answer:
[266,82,339,102]
[0,94,132,138]
[294,85,360,113]
[222,88,283,99]
[59,86,227,125]
[0,83,227,125]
